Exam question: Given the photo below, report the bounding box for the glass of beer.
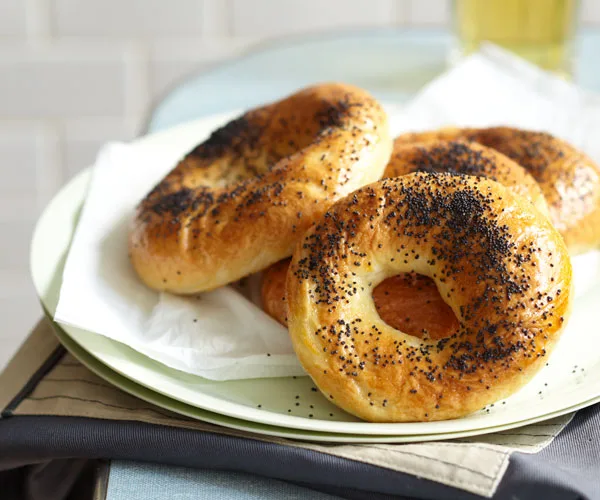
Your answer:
[452,0,579,77]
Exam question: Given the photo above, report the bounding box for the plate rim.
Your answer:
[47,311,595,444]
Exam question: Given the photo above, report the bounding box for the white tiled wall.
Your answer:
[1,0,599,370]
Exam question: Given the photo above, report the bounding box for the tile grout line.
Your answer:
[124,40,152,137]
[201,0,234,38]
[395,0,410,25]
[24,0,53,47]
[35,120,64,212]
[226,0,235,38]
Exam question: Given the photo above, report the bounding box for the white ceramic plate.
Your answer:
[47,312,596,443]
[31,115,600,436]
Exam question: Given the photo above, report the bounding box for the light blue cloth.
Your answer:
[106,461,342,500]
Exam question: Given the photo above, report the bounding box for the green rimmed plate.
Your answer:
[45,313,597,443]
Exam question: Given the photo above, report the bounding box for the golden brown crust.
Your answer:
[262,261,459,340]
[286,173,573,422]
[396,127,600,254]
[261,258,292,326]
[129,83,393,293]
[387,140,549,215]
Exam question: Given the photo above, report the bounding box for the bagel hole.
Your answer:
[373,272,459,340]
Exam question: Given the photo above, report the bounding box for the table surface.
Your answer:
[100,28,600,500]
